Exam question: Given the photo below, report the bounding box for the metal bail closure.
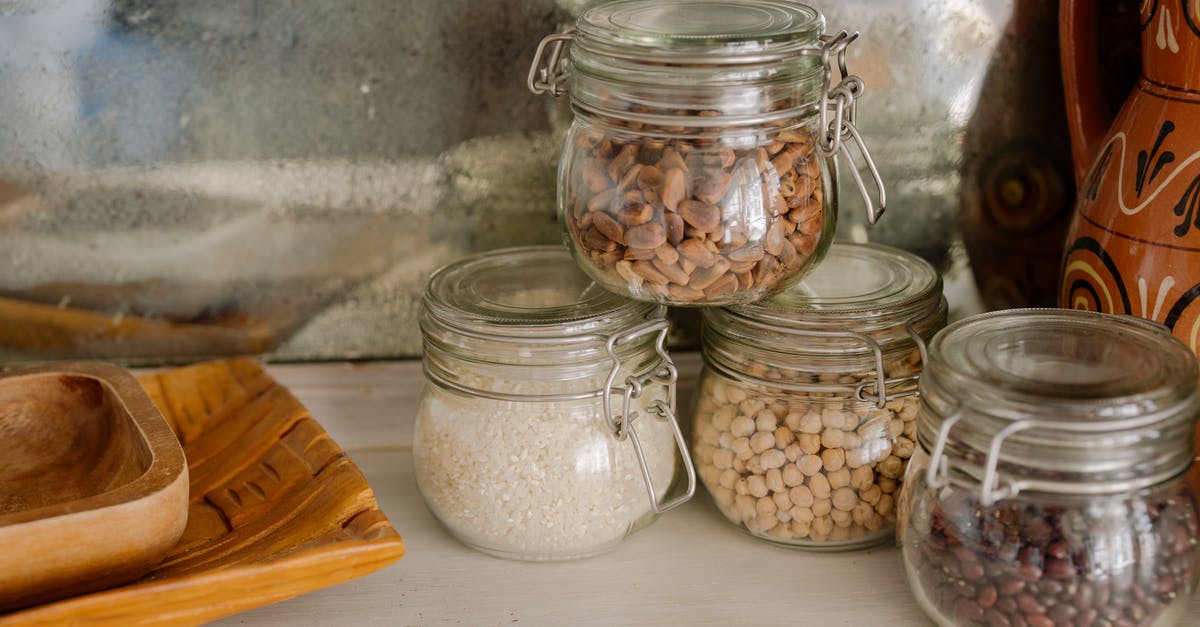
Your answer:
[924,406,964,491]
[855,322,929,408]
[814,30,887,225]
[527,28,575,96]
[924,405,1028,506]
[601,319,696,514]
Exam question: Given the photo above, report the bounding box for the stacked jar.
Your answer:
[529,0,884,307]
[414,246,694,561]
[899,310,1200,627]
[690,242,946,548]
[415,0,888,561]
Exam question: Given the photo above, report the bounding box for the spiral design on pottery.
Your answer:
[1184,0,1200,37]
[1164,283,1200,352]
[1061,237,1132,314]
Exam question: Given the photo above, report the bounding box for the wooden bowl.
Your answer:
[0,362,189,612]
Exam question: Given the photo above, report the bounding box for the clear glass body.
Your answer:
[900,448,1200,627]
[691,351,921,549]
[560,116,835,306]
[899,309,1200,626]
[689,242,947,548]
[414,246,681,561]
[415,368,676,561]
[553,0,836,306]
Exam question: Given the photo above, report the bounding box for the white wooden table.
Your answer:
[205,357,1200,627]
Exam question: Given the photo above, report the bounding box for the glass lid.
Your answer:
[577,0,823,59]
[730,242,942,324]
[423,246,655,336]
[918,309,1200,496]
[929,309,1199,414]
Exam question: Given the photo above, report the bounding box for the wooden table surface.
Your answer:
[203,357,1200,627]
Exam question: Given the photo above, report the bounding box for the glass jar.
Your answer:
[527,0,885,306]
[899,309,1200,627]
[690,242,946,548]
[415,246,695,561]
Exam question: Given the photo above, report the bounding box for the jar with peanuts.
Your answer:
[899,310,1200,627]
[690,242,946,549]
[528,0,885,306]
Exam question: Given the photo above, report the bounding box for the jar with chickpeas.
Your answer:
[690,242,946,549]
[527,0,885,306]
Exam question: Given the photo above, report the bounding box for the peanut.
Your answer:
[566,123,825,304]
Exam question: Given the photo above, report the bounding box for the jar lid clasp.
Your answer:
[602,318,696,514]
[527,28,575,96]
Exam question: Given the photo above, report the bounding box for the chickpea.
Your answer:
[789,484,814,508]
[772,487,792,511]
[850,465,874,490]
[809,473,831,499]
[820,428,845,450]
[827,467,851,490]
[774,426,795,449]
[750,430,775,453]
[797,433,822,455]
[798,411,822,434]
[712,405,736,431]
[832,486,857,512]
[790,506,815,523]
[797,454,823,477]
[747,474,769,498]
[730,415,756,438]
[859,484,882,506]
[755,409,778,432]
[693,347,928,546]
[782,463,805,487]
[820,448,846,472]
[760,449,786,470]
[875,493,894,516]
[756,495,777,518]
[719,468,740,489]
[712,448,735,470]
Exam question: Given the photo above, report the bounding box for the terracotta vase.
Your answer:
[1060,0,1200,354]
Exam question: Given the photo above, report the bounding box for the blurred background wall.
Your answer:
[0,0,1138,363]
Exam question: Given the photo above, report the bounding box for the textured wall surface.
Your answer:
[0,0,1049,362]
[0,0,572,360]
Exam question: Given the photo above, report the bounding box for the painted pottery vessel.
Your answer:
[1060,0,1200,353]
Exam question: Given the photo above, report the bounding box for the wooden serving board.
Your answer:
[0,358,405,626]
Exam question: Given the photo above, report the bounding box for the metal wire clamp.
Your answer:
[601,319,696,514]
[813,31,887,224]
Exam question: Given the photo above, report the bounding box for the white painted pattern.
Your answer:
[1158,5,1181,53]
[1087,132,1200,217]
[1139,274,1178,320]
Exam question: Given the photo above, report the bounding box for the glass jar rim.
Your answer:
[576,0,824,63]
[925,308,1200,420]
[422,245,659,341]
[918,309,1200,500]
[727,242,943,325]
[701,242,946,402]
[559,0,829,128]
[704,242,945,354]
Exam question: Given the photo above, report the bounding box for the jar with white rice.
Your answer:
[415,245,694,561]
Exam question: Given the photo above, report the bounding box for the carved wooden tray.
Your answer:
[0,358,405,626]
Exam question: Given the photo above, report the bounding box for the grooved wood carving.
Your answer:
[1,358,404,626]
